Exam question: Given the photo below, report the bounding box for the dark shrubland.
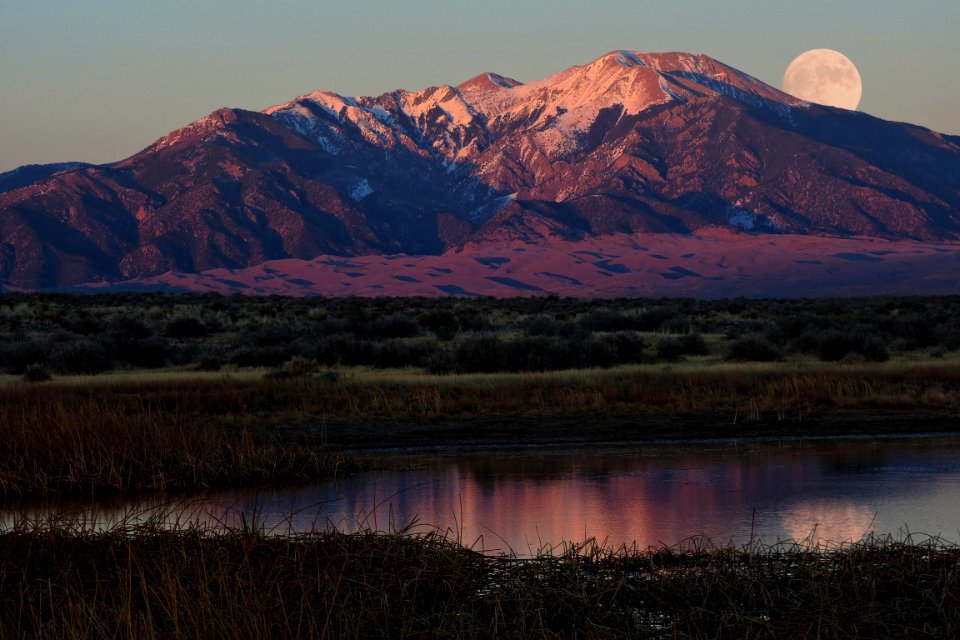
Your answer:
[727,336,783,362]
[656,333,709,361]
[0,293,957,375]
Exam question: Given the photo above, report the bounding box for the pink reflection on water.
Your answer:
[4,438,960,555]
[780,501,877,547]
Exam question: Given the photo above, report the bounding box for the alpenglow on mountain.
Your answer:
[2,50,960,291]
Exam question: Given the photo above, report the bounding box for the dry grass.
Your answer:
[1,515,958,639]
[270,359,960,420]
[3,359,959,500]
[0,383,342,501]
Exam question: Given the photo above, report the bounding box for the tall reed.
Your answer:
[1,516,958,639]
[0,385,341,501]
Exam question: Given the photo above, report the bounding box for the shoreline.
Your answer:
[344,428,960,457]
[323,411,960,454]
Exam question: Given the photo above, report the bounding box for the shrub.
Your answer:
[374,313,422,338]
[420,310,459,341]
[818,331,889,363]
[454,334,507,373]
[231,345,291,368]
[583,332,646,367]
[61,312,101,336]
[243,325,297,348]
[790,330,822,355]
[121,337,171,368]
[657,333,709,362]
[424,349,458,374]
[452,307,489,332]
[22,363,52,382]
[635,307,679,332]
[578,310,633,332]
[661,314,692,334]
[198,354,227,371]
[519,314,562,337]
[165,316,211,339]
[503,336,572,371]
[726,337,783,362]
[49,340,112,375]
[264,357,329,381]
[582,335,618,368]
[369,339,438,369]
[859,336,890,363]
[889,338,920,353]
[656,339,684,362]
[106,317,152,341]
[0,338,53,374]
[818,332,860,362]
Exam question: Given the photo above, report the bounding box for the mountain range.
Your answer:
[2,50,960,295]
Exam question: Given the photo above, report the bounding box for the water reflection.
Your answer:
[5,437,960,555]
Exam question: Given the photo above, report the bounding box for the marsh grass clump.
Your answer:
[0,383,342,501]
[1,520,958,639]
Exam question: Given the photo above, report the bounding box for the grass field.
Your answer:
[1,515,957,639]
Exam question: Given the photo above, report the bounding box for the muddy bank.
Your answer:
[309,410,960,453]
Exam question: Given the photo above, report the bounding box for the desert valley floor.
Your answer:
[75,230,960,298]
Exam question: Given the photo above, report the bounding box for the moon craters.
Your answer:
[782,49,862,111]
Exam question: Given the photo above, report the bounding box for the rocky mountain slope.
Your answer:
[0,163,91,194]
[2,50,960,289]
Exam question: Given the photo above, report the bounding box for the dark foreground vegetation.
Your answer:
[0,380,343,501]
[2,295,959,638]
[2,518,958,639]
[2,293,960,376]
[3,362,960,500]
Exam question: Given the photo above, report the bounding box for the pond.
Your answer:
[6,435,960,555]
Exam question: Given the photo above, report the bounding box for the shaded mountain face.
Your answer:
[2,50,960,288]
[0,163,92,194]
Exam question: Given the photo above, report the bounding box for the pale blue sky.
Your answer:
[1,0,958,172]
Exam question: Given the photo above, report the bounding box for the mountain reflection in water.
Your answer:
[5,437,960,555]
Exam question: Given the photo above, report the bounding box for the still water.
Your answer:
[7,436,960,554]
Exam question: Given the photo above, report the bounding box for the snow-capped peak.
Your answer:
[262,50,802,163]
[613,50,645,67]
[457,72,524,93]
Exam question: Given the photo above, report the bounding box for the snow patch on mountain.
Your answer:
[729,210,759,230]
[271,105,343,155]
[488,73,521,89]
[400,85,478,129]
[657,76,687,103]
[349,179,374,201]
[613,50,645,67]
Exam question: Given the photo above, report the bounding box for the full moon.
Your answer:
[782,49,862,110]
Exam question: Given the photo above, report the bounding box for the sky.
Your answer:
[1,0,959,173]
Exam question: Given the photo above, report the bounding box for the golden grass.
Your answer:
[306,358,960,420]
